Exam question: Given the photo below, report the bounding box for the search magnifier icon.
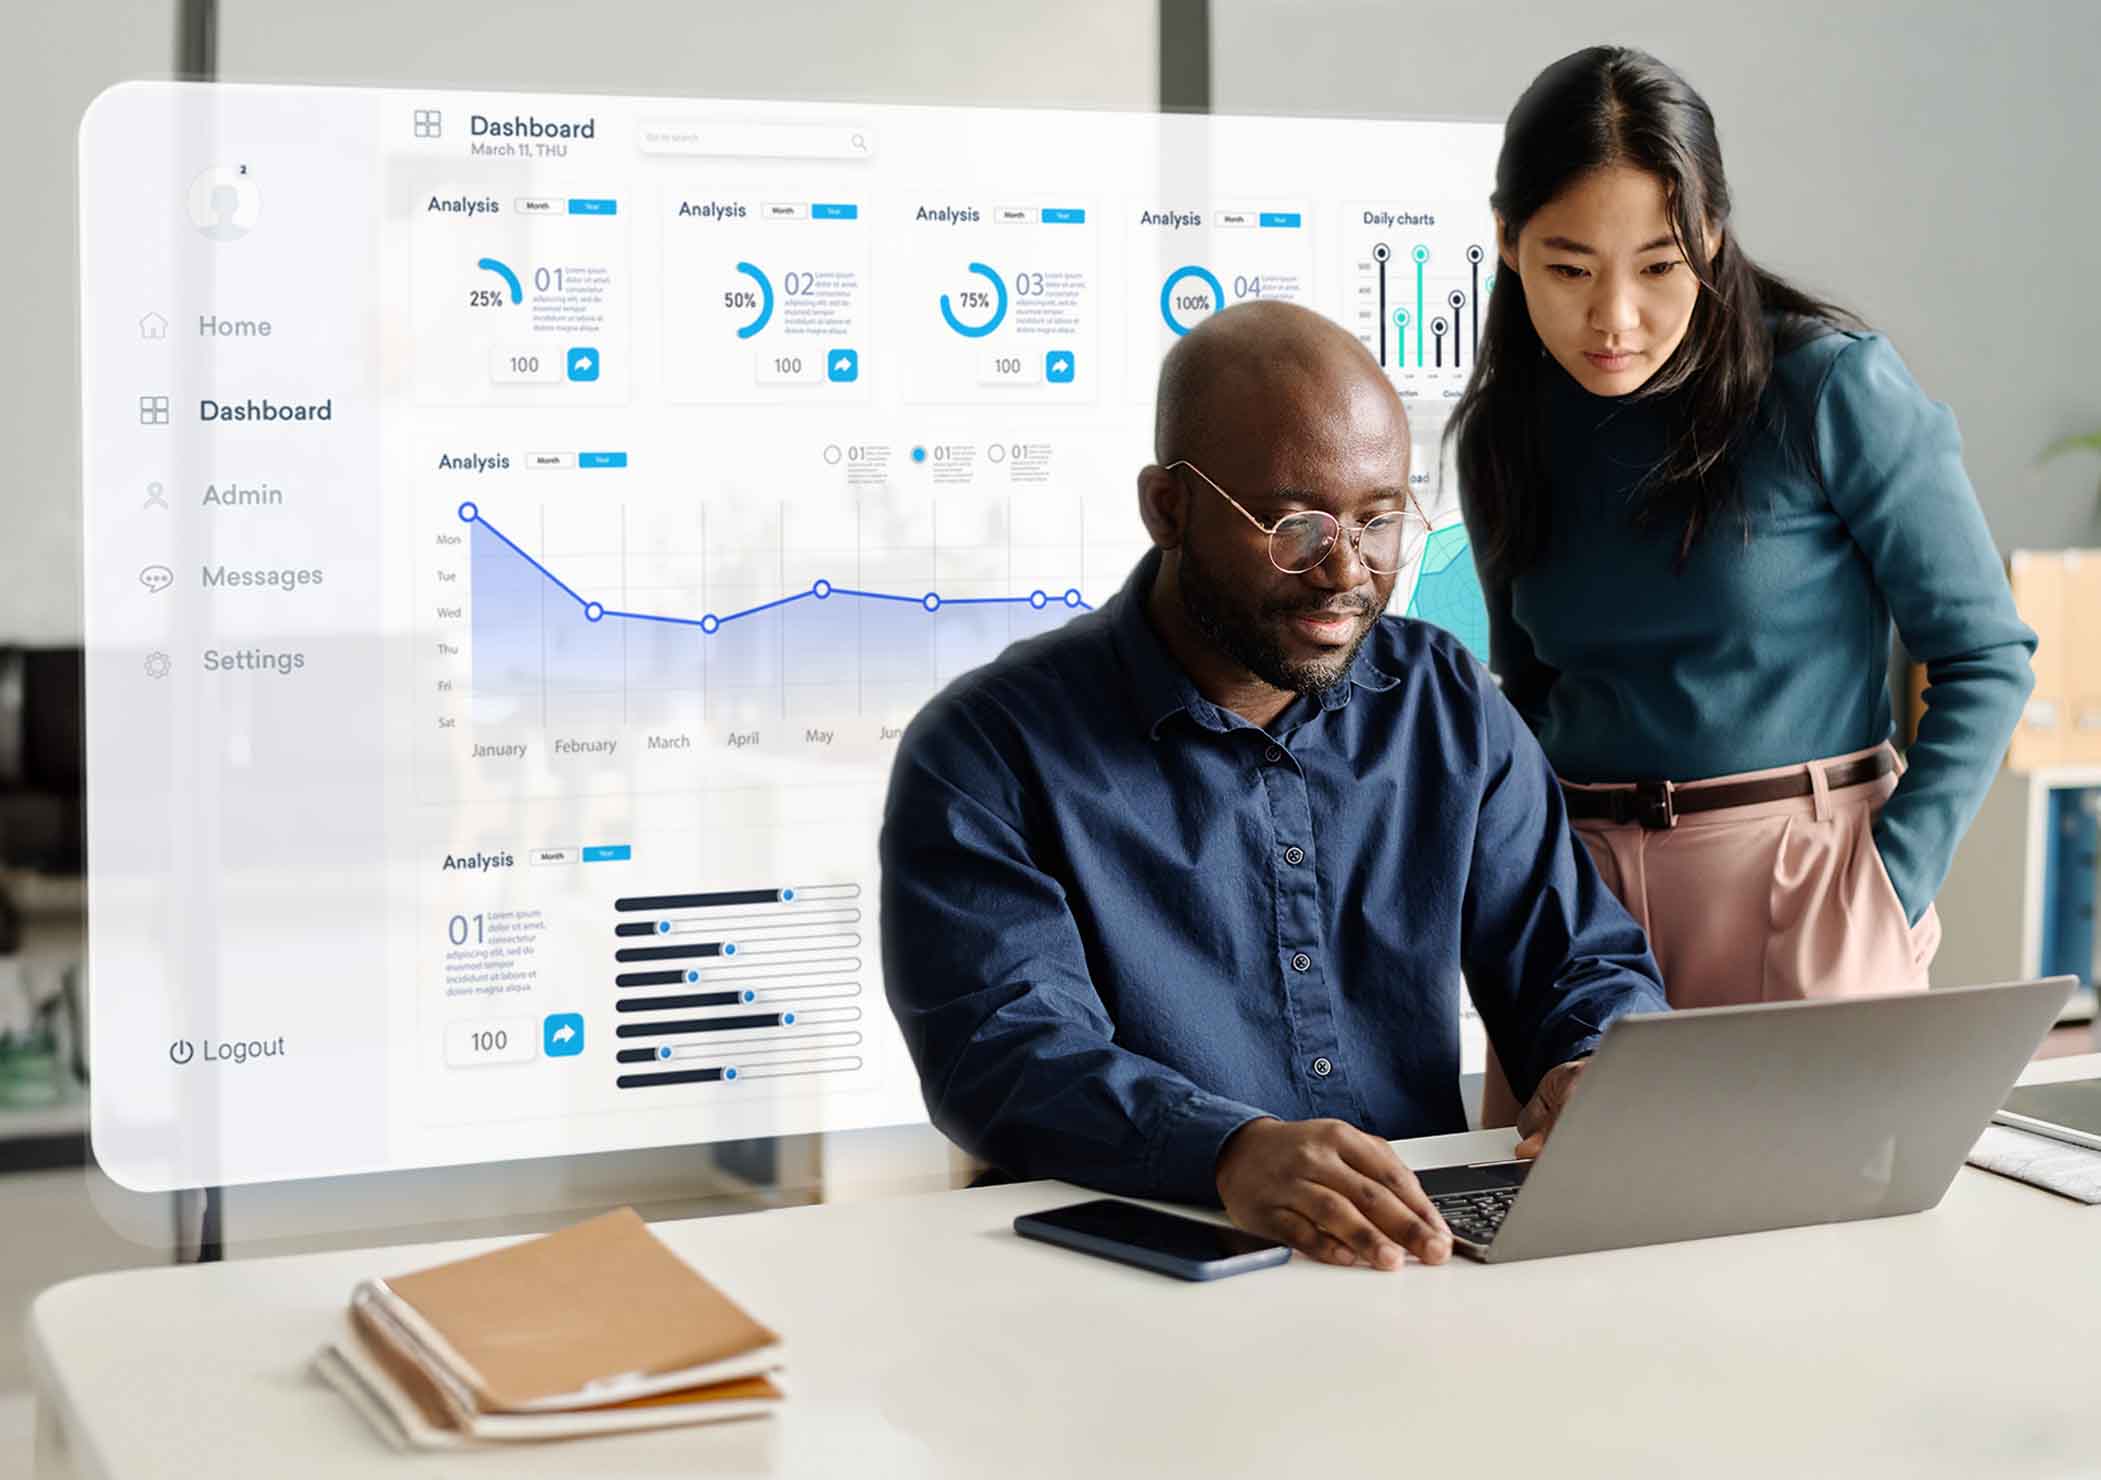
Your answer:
[850,132,866,151]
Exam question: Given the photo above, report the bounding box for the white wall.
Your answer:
[3,0,178,645]
[215,0,1158,109]
[1209,0,2101,553]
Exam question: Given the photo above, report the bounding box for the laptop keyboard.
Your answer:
[1431,1185,1519,1246]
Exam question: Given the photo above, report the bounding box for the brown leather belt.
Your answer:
[1561,750,1895,831]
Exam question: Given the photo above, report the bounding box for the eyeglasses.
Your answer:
[1165,460,1427,576]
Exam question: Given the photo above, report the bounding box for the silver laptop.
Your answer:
[1419,978,2074,1262]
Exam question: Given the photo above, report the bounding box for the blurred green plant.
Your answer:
[2041,429,2101,496]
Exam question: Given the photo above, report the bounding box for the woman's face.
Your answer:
[1498,164,1709,397]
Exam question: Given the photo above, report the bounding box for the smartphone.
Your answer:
[1013,1198,1291,1281]
[1994,1078,2101,1152]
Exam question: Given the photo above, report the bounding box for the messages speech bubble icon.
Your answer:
[139,565,174,593]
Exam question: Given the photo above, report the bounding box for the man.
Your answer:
[880,301,1666,1270]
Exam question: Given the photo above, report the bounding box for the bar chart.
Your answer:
[1340,207,1495,402]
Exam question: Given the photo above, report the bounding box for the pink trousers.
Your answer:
[1480,742,1943,1127]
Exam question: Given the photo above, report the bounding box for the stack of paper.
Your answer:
[313,1207,784,1449]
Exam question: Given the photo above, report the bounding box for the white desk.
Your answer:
[29,1054,2100,1480]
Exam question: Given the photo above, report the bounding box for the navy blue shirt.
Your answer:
[880,550,1667,1205]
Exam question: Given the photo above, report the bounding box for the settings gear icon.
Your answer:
[143,651,173,679]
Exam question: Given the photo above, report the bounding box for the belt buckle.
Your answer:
[1631,779,1677,830]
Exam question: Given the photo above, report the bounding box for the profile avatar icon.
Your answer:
[187,165,262,242]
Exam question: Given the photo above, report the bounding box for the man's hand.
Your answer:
[1513,1059,1588,1159]
[1214,1117,1451,1269]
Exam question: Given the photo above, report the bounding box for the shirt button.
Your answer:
[1264,745,1283,763]
[1291,952,1312,972]
[1312,1057,1333,1078]
[1283,845,1305,866]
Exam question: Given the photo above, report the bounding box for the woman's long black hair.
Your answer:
[1451,46,1858,584]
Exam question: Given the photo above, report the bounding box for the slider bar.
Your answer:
[617,991,747,1013]
[614,921,660,937]
[616,1067,727,1089]
[624,1038,862,1067]
[660,1029,862,1057]
[616,1012,785,1038]
[662,909,859,935]
[616,888,783,912]
[615,969,688,987]
[615,941,728,963]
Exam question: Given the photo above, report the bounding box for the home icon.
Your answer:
[139,312,168,340]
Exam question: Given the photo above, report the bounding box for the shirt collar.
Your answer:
[1108,549,1402,740]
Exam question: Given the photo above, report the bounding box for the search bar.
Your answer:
[638,121,876,160]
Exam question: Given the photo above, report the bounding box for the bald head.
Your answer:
[1153,300,1404,465]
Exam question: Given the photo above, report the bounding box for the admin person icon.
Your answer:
[543,1014,585,1058]
[187,165,262,241]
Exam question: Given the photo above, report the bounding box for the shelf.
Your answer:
[2008,765,2101,789]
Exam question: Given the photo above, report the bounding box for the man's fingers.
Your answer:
[1301,1185,1405,1270]
[1513,1132,1545,1160]
[1335,1136,1452,1261]
[1269,1206,1360,1267]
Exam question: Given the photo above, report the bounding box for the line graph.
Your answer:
[450,501,1103,733]
[458,502,1093,632]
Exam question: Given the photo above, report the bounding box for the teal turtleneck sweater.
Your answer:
[1479,328,2035,923]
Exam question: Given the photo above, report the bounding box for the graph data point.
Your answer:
[700,614,720,634]
[1373,242,1390,262]
[1030,590,1048,609]
[456,501,477,522]
[922,593,941,611]
[1063,588,1082,607]
[1413,244,1430,264]
[1467,243,1485,264]
[585,602,605,622]
[813,580,832,598]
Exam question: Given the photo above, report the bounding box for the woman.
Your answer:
[1450,47,2036,1125]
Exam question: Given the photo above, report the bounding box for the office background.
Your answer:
[3,0,2097,1450]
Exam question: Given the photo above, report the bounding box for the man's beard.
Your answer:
[1175,535,1378,697]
